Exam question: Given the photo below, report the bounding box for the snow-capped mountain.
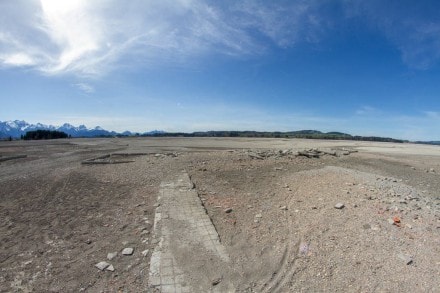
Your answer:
[0,120,164,138]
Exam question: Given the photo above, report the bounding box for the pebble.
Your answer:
[397,253,413,265]
[255,214,263,218]
[280,206,288,210]
[107,252,117,260]
[334,203,345,209]
[95,261,110,271]
[85,239,92,244]
[224,208,233,213]
[212,278,222,286]
[122,248,134,255]
[387,218,395,225]
[106,264,115,272]
[141,249,149,257]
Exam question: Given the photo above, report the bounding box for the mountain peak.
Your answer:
[0,120,164,138]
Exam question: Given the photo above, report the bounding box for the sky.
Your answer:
[1,0,440,140]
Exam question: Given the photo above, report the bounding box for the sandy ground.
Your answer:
[0,137,439,292]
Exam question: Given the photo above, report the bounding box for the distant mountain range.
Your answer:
[0,120,164,138]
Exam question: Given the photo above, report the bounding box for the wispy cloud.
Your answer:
[74,83,95,94]
[355,106,379,116]
[0,0,325,76]
[343,0,440,69]
[2,1,440,76]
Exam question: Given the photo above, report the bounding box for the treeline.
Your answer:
[23,130,69,140]
[150,130,407,143]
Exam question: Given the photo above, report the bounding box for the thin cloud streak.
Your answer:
[0,0,325,76]
[2,1,440,76]
[343,0,440,69]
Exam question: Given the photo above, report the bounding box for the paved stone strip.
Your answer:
[149,171,230,292]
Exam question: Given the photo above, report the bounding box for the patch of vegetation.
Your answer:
[23,130,69,140]
[149,130,407,143]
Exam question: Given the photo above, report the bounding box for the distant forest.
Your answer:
[148,130,408,143]
[23,130,69,140]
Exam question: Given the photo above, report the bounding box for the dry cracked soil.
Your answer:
[0,137,439,292]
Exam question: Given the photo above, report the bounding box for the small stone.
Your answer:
[122,241,129,246]
[224,208,233,213]
[362,224,371,230]
[255,214,263,218]
[107,252,117,260]
[141,249,149,257]
[85,239,92,244]
[311,206,318,210]
[387,218,395,225]
[106,264,115,272]
[95,261,110,271]
[280,206,288,210]
[212,278,222,286]
[153,203,160,208]
[334,203,345,209]
[122,248,134,255]
[397,253,413,265]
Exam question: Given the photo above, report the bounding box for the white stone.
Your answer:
[122,247,134,255]
[334,203,345,209]
[95,261,110,271]
[107,252,117,260]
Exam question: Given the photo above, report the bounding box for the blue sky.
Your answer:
[1,0,440,140]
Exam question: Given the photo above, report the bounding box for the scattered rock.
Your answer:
[280,206,288,210]
[107,252,117,260]
[388,218,395,225]
[334,203,345,209]
[141,249,149,257]
[224,208,233,213]
[212,278,222,286]
[122,248,134,255]
[362,224,371,229]
[95,261,110,271]
[255,214,263,218]
[85,239,92,245]
[397,253,413,265]
[106,264,115,272]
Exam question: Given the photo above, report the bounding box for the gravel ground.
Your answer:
[0,138,438,292]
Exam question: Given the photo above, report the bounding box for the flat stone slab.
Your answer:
[95,261,110,271]
[122,248,134,255]
[149,171,233,292]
